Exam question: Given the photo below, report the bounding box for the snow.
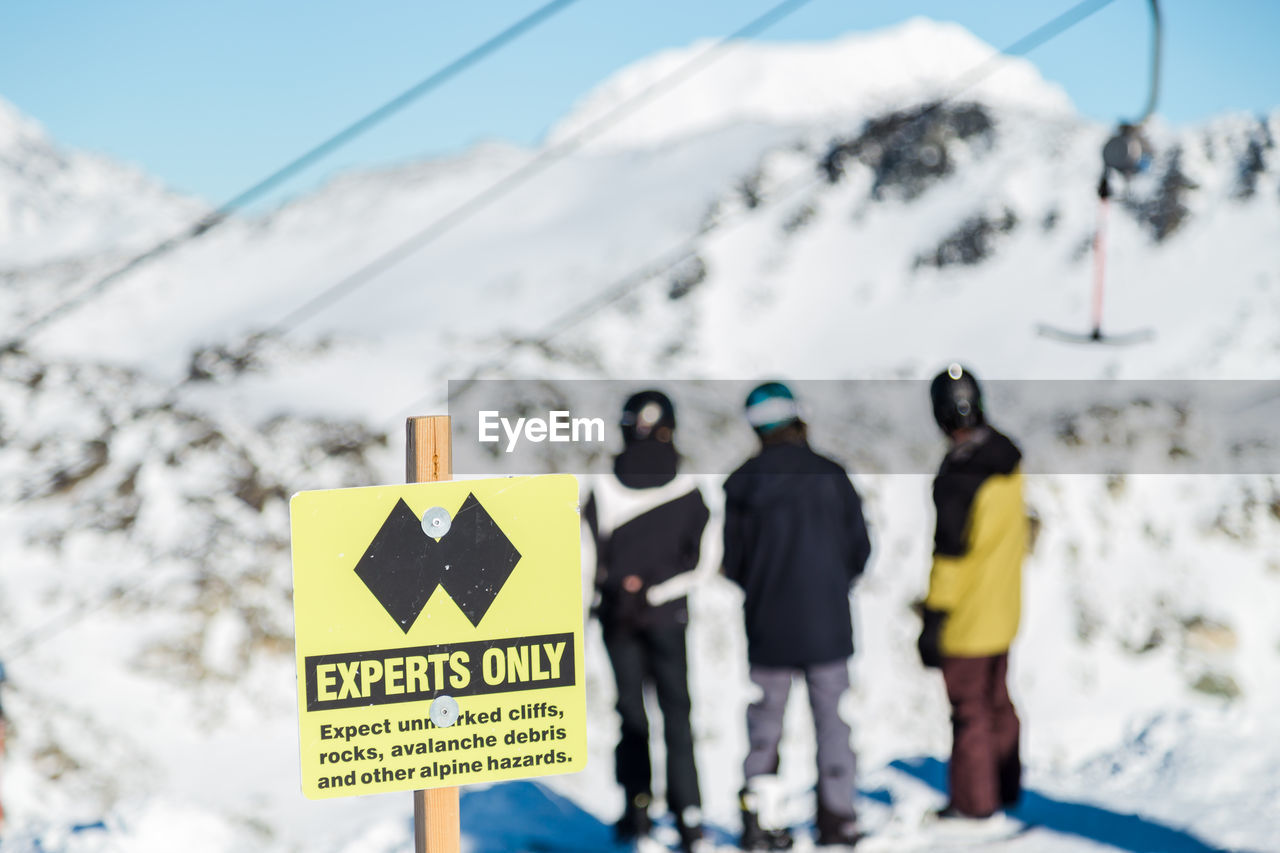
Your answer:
[1,16,1279,853]
[547,19,1075,151]
[0,99,204,269]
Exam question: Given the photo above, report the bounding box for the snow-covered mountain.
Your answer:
[546,18,1075,150]
[0,97,206,336]
[0,99,204,268]
[1,17,1279,852]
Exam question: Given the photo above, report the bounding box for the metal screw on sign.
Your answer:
[421,507,452,539]
[430,695,459,728]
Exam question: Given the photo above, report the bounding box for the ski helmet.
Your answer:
[930,364,984,433]
[744,381,800,434]
[620,390,675,443]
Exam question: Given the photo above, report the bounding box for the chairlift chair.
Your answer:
[1038,0,1161,346]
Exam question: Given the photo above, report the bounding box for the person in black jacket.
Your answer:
[723,382,871,850]
[583,390,711,852]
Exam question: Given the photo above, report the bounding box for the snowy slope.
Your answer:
[1,17,1280,853]
[0,98,206,337]
[0,99,204,267]
[546,18,1075,151]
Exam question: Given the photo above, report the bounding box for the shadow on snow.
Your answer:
[456,762,1253,853]
[458,779,893,853]
[890,756,1249,853]
[458,780,763,852]
[460,781,616,853]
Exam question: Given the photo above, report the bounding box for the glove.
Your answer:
[600,574,649,630]
[917,608,946,669]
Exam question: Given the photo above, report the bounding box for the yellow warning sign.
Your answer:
[289,474,584,799]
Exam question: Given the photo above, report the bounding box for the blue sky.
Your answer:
[2,0,1276,207]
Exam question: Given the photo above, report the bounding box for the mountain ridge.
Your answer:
[547,18,1076,150]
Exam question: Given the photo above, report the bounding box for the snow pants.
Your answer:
[743,659,857,820]
[941,652,1021,817]
[603,623,701,815]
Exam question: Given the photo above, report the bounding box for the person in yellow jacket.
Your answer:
[918,364,1026,821]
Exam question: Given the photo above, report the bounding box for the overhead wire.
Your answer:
[3,0,820,515]
[1139,0,1161,125]
[0,0,584,354]
[0,0,587,662]
[111,0,829,415]
[403,0,1123,414]
[0,0,817,664]
[0,0,1123,665]
[252,0,823,339]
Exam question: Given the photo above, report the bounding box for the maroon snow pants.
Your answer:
[941,652,1021,817]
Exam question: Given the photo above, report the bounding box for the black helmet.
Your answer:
[930,364,984,434]
[620,390,675,443]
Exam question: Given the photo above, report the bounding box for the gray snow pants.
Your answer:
[743,658,857,819]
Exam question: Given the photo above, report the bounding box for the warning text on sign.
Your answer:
[304,632,574,711]
[310,697,573,793]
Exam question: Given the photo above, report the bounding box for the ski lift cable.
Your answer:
[0,0,585,516]
[1,0,825,511]
[0,0,585,354]
[255,0,1129,422]
[0,0,1121,664]
[435,170,820,411]
[114,0,1118,410]
[4,0,1125,508]
[260,0,1127,344]
[161,0,829,410]
[404,0,1126,415]
[0,0,821,661]
[252,0,824,341]
[1137,0,1161,126]
[942,0,1120,103]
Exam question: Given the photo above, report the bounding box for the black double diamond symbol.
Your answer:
[354,493,522,632]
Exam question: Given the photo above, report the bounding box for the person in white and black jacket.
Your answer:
[583,390,710,853]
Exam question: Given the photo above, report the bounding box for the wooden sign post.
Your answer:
[289,416,584,845]
[406,415,458,853]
